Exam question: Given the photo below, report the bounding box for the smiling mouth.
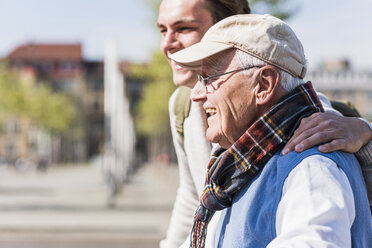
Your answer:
[205,108,217,118]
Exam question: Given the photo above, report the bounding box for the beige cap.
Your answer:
[169,14,307,79]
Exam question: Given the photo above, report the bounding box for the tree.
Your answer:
[130,52,175,136]
[128,52,176,162]
[0,65,78,134]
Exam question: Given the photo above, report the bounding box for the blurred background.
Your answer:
[0,0,370,247]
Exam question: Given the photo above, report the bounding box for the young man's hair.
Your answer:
[203,0,251,24]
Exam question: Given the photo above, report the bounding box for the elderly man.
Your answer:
[170,14,372,248]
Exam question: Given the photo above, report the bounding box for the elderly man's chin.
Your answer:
[206,128,231,149]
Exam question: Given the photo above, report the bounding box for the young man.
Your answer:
[158,0,372,247]
[170,14,372,247]
[158,2,253,247]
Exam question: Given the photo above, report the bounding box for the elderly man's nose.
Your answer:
[190,81,207,102]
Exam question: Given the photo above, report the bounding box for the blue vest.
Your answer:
[215,147,372,248]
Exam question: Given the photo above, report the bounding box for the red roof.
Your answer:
[7,43,82,61]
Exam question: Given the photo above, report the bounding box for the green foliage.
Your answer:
[0,66,78,134]
[27,84,78,134]
[130,52,175,136]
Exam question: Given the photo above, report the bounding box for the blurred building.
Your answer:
[7,43,83,82]
[4,43,85,164]
[306,60,372,120]
[3,42,141,165]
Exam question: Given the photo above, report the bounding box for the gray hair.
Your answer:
[235,49,305,92]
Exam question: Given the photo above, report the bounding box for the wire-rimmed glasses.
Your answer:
[197,65,261,93]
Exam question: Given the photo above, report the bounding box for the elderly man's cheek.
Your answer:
[205,116,221,143]
[216,114,236,147]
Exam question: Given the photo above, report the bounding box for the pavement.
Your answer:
[0,162,179,248]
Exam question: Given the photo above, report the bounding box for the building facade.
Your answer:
[307,69,372,120]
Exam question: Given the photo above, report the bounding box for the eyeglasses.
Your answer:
[197,65,261,93]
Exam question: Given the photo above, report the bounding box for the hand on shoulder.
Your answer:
[283,112,372,155]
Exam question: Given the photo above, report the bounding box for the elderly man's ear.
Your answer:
[255,65,281,105]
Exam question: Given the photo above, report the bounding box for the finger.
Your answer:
[283,132,307,155]
[282,141,295,155]
[283,113,342,155]
[292,116,315,137]
[293,131,341,153]
[291,114,329,141]
[284,126,321,155]
[284,125,328,155]
[318,139,347,153]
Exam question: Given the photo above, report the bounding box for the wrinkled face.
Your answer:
[157,0,214,88]
[191,50,260,148]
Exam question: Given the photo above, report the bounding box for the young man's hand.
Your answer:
[282,112,372,155]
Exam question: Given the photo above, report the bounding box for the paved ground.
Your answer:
[0,162,179,248]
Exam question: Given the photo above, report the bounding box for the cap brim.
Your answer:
[169,41,234,69]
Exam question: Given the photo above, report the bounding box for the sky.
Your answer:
[0,0,371,70]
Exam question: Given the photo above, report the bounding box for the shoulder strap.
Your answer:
[174,86,192,141]
[330,100,361,117]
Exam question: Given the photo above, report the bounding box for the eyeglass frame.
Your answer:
[197,65,262,93]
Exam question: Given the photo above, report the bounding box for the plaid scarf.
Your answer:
[190,82,324,248]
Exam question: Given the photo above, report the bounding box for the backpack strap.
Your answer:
[174,86,192,141]
[330,100,361,117]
